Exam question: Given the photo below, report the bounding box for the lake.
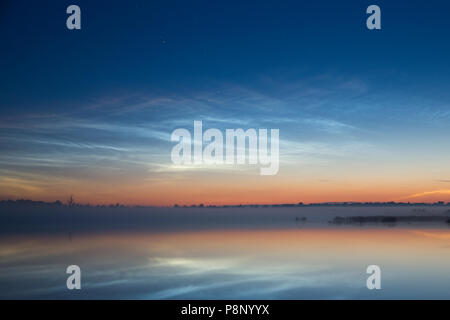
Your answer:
[1,227,449,299]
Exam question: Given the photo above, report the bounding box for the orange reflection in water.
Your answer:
[1,228,450,299]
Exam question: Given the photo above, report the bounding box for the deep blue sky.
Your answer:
[1,0,450,204]
[2,0,450,112]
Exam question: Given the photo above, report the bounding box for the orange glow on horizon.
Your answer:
[2,179,450,206]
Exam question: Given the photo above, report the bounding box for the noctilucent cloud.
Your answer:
[1,0,450,205]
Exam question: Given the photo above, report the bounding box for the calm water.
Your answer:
[1,228,450,299]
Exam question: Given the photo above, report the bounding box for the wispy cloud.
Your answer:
[404,190,450,199]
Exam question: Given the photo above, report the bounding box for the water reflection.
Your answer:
[0,228,449,299]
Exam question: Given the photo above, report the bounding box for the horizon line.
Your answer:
[2,198,450,208]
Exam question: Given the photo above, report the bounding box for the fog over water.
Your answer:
[1,206,450,234]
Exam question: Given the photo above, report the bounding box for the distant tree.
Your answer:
[67,195,74,207]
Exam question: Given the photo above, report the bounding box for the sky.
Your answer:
[1,0,450,205]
